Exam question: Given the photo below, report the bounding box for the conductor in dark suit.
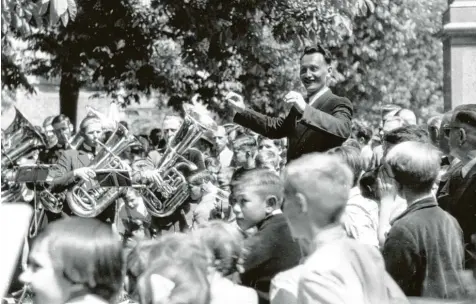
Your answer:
[226,46,353,161]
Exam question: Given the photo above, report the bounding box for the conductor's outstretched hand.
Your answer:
[225,92,246,114]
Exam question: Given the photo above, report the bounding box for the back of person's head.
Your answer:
[395,108,417,125]
[383,124,430,155]
[126,239,163,294]
[34,217,123,302]
[283,153,353,227]
[136,236,210,304]
[327,145,363,187]
[194,220,244,276]
[385,141,441,194]
[231,168,284,208]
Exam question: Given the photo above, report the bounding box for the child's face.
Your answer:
[259,139,280,154]
[20,240,72,304]
[230,185,267,230]
[189,182,203,201]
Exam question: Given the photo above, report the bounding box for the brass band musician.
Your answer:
[47,116,116,223]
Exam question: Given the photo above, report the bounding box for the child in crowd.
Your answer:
[231,135,258,170]
[187,170,223,228]
[230,168,302,304]
[20,217,123,304]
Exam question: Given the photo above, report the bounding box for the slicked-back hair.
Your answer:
[386,141,441,193]
[230,168,284,207]
[283,153,353,226]
[300,45,332,65]
[383,125,430,147]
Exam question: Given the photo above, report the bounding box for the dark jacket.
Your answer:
[240,213,302,304]
[438,164,476,268]
[234,89,352,161]
[382,196,466,299]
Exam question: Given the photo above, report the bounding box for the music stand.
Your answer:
[95,169,132,187]
[15,164,52,183]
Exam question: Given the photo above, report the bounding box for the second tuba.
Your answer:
[66,123,143,217]
[136,107,217,218]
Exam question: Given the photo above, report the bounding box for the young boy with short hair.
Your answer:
[230,168,302,304]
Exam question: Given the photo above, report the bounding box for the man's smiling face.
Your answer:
[299,52,331,96]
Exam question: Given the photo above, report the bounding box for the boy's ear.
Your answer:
[265,195,279,213]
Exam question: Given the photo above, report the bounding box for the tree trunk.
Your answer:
[59,68,81,129]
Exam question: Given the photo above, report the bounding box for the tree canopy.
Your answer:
[2,0,447,126]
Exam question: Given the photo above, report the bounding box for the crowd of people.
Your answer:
[2,46,476,304]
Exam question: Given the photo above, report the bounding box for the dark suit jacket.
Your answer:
[438,164,476,268]
[234,89,353,161]
[382,197,466,299]
[241,213,302,304]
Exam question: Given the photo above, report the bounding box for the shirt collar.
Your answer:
[309,224,347,253]
[308,86,330,107]
[391,195,437,224]
[349,186,361,199]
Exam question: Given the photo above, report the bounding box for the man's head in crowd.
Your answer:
[232,134,257,169]
[256,149,280,172]
[438,111,453,156]
[214,126,229,153]
[79,116,103,147]
[52,114,73,146]
[196,130,215,157]
[385,141,441,201]
[162,115,183,145]
[258,137,282,156]
[446,104,476,164]
[230,168,284,230]
[382,116,405,134]
[351,121,372,147]
[282,153,353,241]
[300,45,332,96]
[43,115,58,148]
[382,124,430,156]
[427,115,443,148]
[187,170,215,201]
[327,146,363,188]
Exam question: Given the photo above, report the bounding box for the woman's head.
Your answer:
[20,217,123,304]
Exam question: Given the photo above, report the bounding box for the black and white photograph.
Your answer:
[1,0,475,303]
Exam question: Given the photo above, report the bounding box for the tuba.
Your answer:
[136,107,217,218]
[66,123,143,217]
[1,108,46,204]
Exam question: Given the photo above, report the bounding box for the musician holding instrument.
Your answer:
[225,45,353,161]
[47,116,116,223]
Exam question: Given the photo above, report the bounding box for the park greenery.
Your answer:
[2,0,447,126]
